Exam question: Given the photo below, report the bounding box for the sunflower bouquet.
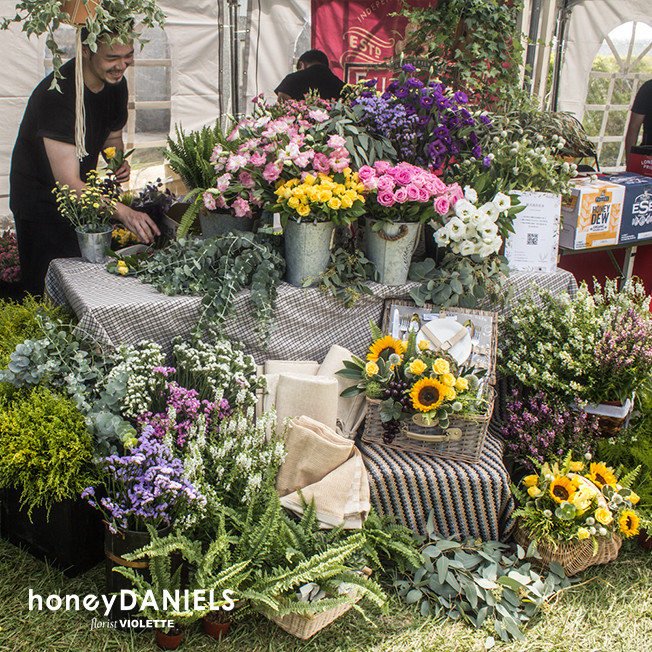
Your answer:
[513,452,641,548]
[337,323,485,443]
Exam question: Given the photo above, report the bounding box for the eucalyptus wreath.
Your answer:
[138,232,285,345]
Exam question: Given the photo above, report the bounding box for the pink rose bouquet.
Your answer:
[358,161,461,223]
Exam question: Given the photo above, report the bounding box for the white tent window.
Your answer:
[582,21,652,170]
[46,25,172,153]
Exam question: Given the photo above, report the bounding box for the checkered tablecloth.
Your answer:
[45,258,577,364]
[358,431,515,541]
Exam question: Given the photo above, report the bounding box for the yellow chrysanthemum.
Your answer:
[365,361,379,376]
[549,476,577,504]
[296,203,310,217]
[409,377,446,412]
[595,507,613,525]
[523,475,539,488]
[432,358,450,375]
[577,528,590,540]
[104,146,116,159]
[367,335,405,364]
[586,462,617,489]
[328,197,342,210]
[408,359,427,375]
[618,510,639,537]
[454,376,468,391]
[440,372,456,387]
[417,340,430,351]
[527,486,542,498]
[569,461,584,472]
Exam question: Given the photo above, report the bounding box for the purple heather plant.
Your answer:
[502,388,599,471]
[0,230,20,284]
[82,425,206,533]
[137,381,231,448]
[353,65,490,172]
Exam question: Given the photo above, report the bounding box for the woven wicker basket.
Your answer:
[267,569,371,639]
[513,521,622,576]
[361,390,495,463]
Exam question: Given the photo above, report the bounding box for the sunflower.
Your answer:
[549,476,577,503]
[410,378,446,412]
[367,336,405,365]
[618,510,640,537]
[586,462,617,489]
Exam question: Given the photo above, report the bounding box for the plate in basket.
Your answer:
[417,318,472,365]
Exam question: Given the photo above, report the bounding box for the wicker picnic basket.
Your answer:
[266,569,371,639]
[361,388,495,463]
[513,521,622,576]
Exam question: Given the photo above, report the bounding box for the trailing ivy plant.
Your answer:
[395,516,573,645]
[303,247,379,308]
[409,254,512,309]
[138,232,285,345]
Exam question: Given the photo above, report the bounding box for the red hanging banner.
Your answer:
[311,0,432,91]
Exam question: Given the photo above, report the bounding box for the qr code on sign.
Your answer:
[527,233,538,245]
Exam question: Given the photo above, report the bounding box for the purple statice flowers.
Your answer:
[353,65,489,171]
[502,389,599,471]
[82,425,206,533]
[138,381,230,448]
[0,230,20,284]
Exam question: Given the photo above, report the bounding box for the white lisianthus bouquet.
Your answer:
[431,189,510,261]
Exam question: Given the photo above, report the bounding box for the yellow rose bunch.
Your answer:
[273,171,366,226]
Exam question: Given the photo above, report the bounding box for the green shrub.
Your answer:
[0,296,73,368]
[0,386,96,516]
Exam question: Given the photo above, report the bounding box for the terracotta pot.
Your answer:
[155,627,185,650]
[202,615,231,640]
[61,0,99,25]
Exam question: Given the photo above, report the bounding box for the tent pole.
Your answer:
[523,0,543,93]
[549,0,571,111]
[228,0,241,117]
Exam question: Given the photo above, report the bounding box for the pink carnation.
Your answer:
[203,191,217,211]
[232,197,251,218]
[312,152,331,174]
[239,170,255,188]
[250,151,267,167]
[263,161,283,182]
[216,173,231,193]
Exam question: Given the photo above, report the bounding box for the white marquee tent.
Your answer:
[0,0,650,219]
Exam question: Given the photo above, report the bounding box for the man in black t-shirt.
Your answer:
[275,49,344,102]
[625,79,652,166]
[10,34,159,295]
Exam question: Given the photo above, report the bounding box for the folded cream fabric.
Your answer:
[276,415,370,528]
[264,360,320,375]
[317,344,367,439]
[274,374,338,433]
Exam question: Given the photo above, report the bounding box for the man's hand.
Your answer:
[114,203,160,244]
[114,159,131,184]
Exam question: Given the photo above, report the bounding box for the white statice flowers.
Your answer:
[432,189,507,260]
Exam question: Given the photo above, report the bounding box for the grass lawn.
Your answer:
[0,537,650,652]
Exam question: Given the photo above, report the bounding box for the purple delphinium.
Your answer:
[138,381,231,448]
[82,425,206,533]
[502,388,599,470]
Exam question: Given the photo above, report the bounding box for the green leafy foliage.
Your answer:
[303,247,378,308]
[396,522,573,644]
[409,254,512,310]
[0,386,97,515]
[138,232,285,345]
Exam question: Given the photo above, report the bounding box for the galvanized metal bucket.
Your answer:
[284,219,335,287]
[199,211,253,238]
[76,227,112,264]
[365,220,422,285]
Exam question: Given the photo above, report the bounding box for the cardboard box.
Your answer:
[599,172,652,244]
[627,145,652,178]
[160,202,193,240]
[559,179,625,250]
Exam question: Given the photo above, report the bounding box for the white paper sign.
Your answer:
[504,191,561,273]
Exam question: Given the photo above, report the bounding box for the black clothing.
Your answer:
[633,79,652,146]
[9,57,128,294]
[274,64,344,101]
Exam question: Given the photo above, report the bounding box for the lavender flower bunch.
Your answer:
[82,425,206,534]
[352,65,490,172]
[502,388,599,471]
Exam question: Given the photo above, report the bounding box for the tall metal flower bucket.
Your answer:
[76,227,112,264]
[365,220,422,286]
[200,211,253,238]
[284,219,335,287]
